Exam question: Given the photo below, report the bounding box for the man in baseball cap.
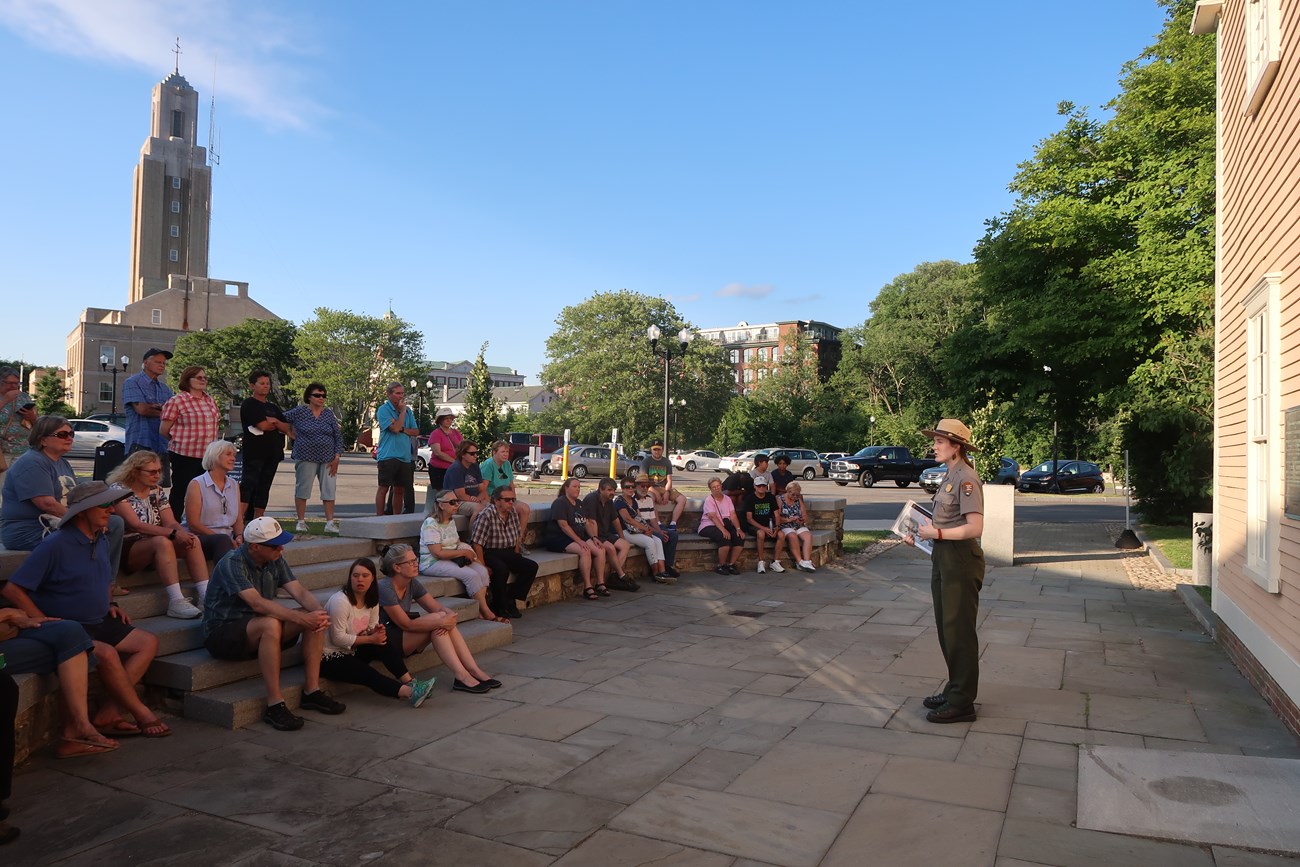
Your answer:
[123,348,175,487]
[201,516,346,730]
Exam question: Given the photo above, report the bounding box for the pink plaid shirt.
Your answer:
[160,390,222,458]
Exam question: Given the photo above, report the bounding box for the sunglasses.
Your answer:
[144,467,162,474]
[465,450,479,456]
[498,497,516,503]
[51,430,75,440]
[439,498,459,506]
[309,392,326,398]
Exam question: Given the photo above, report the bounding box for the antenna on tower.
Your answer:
[172,37,182,75]
[208,70,221,167]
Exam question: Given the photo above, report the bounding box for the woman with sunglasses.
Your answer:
[776,481,817,572]
[0,366,35,475]
[108,450,209,618]
[159,366,222,524]
[480,440,531,529]
[183,438,243,564]
[322,558,436,707]
[419,490,505,622]
[1,416,83,550]
[377,544,501,694]
[285,382,344,534]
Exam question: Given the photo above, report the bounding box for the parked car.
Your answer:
[1017,460,1105,494]
[830,446,940,488]
[546,445,640,478]
[670,449,723,472]
[990,457,1021,485]
[84,411,128,427]
[819,452,849,477]
[67,418,127,458]
[919,464,948,494]
[736,448,821,480]
[718,451,754,474]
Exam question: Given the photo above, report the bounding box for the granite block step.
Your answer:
[145,596,480,691]
[181,617,513,728]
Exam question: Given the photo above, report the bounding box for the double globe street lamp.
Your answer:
[101,353,129,416]
[647,325,693,449]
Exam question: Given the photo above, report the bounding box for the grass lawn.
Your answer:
[842,530,892,554]
[1139,523,1193,570]
[1195,585,1211,605]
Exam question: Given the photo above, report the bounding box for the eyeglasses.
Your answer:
[498,497,516,503]
[144,467,162,474]
[439,499,458,506]
[1,379,18,387]
[192,374,208,381]
[397,557,418,567]
[309,392,326,399]
[51,430,75,440]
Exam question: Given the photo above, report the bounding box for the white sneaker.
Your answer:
[323,520,340,535]
[799,560,817,572]
[167,597,202,619]
[756,560,767,574]
[295,520,310,533]
[770,560,786,573]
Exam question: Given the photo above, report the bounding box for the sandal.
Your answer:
[55,736,118,759]
[94,719,142,738]
[138,718,172,738]
[582,587,600,600]
[594,584,610,597]
[110,582,130,597]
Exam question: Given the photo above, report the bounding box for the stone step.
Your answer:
[145,596,480,691]
[181,617,513,729]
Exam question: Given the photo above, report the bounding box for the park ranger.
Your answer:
[906,418,985,724]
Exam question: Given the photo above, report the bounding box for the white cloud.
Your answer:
[0,0,325,130]
[716,282,773,299]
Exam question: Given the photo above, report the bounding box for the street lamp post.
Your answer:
[410,379,423,432]
[101,354,129,416]
[869,415,876,445]
[1044,365,1060,492]
[647,325,693,448]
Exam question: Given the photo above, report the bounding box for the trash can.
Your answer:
[93,441,126,481]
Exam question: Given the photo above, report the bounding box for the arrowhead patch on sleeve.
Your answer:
[961,481,974,496]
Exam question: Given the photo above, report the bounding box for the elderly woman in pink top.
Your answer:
[699,476,746,575]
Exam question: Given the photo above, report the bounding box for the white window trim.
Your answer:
[151,308,162,325]
[1243,271,1282,592]
[1244,0,1283,116]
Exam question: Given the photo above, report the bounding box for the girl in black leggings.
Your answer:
[320,558,436,708]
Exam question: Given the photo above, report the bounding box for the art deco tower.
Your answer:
[128,69,211,301]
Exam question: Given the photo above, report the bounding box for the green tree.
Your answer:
[34,372,76,417]
[459,343,503,448]
[540,289,734,450]
[293,308,425,447]
[170,318,300,409]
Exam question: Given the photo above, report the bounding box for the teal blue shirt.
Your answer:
[376,401,416,462]
[480,456,514,495]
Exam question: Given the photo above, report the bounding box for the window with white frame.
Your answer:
[170,225,180,237]
[1245,272,1282,591]
[151,309,162,325]
[172,176,182,189]
[99,382,114,403]
[743,368,753,383]
[169,249,179,262]
[1245,0,1283,115]
[171,201,181,213]
[99,344,116,365]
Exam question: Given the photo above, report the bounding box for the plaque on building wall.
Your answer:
[1287,407,1300,520]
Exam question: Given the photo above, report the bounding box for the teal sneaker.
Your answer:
[409,677,436,708]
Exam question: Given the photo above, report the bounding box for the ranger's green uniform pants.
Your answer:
[931,537,985,709]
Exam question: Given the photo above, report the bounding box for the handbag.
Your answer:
[452,556,473,567]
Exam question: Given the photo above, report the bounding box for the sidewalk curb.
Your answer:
[1130,524,1194,579]
[1176,583,1217,638]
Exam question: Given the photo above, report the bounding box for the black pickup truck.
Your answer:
[828,446,941,488]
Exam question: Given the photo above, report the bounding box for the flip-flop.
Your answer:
[138,719,172,738]
[94,719,142,737]
[55,737,118,759]
[110,583,131,596]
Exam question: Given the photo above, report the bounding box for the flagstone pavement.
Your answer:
[7,523,1300,866]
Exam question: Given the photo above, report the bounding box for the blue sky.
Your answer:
[0,0,1171,383]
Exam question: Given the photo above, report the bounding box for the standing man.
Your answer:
[470,487,539,620]
[202,516,346,730]
[642,439,686,528]
[238,370,291,523]
[2,481,170,737]
[374,382,418,516]
[122,348,174,487]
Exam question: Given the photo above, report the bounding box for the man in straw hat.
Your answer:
[3,481,171,737]
[906,418,985,724]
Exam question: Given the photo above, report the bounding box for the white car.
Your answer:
[718,451,755,474]
[670,449,724,472]
[67,418,127,458]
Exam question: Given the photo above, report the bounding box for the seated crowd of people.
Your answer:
[0,383,822,845]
